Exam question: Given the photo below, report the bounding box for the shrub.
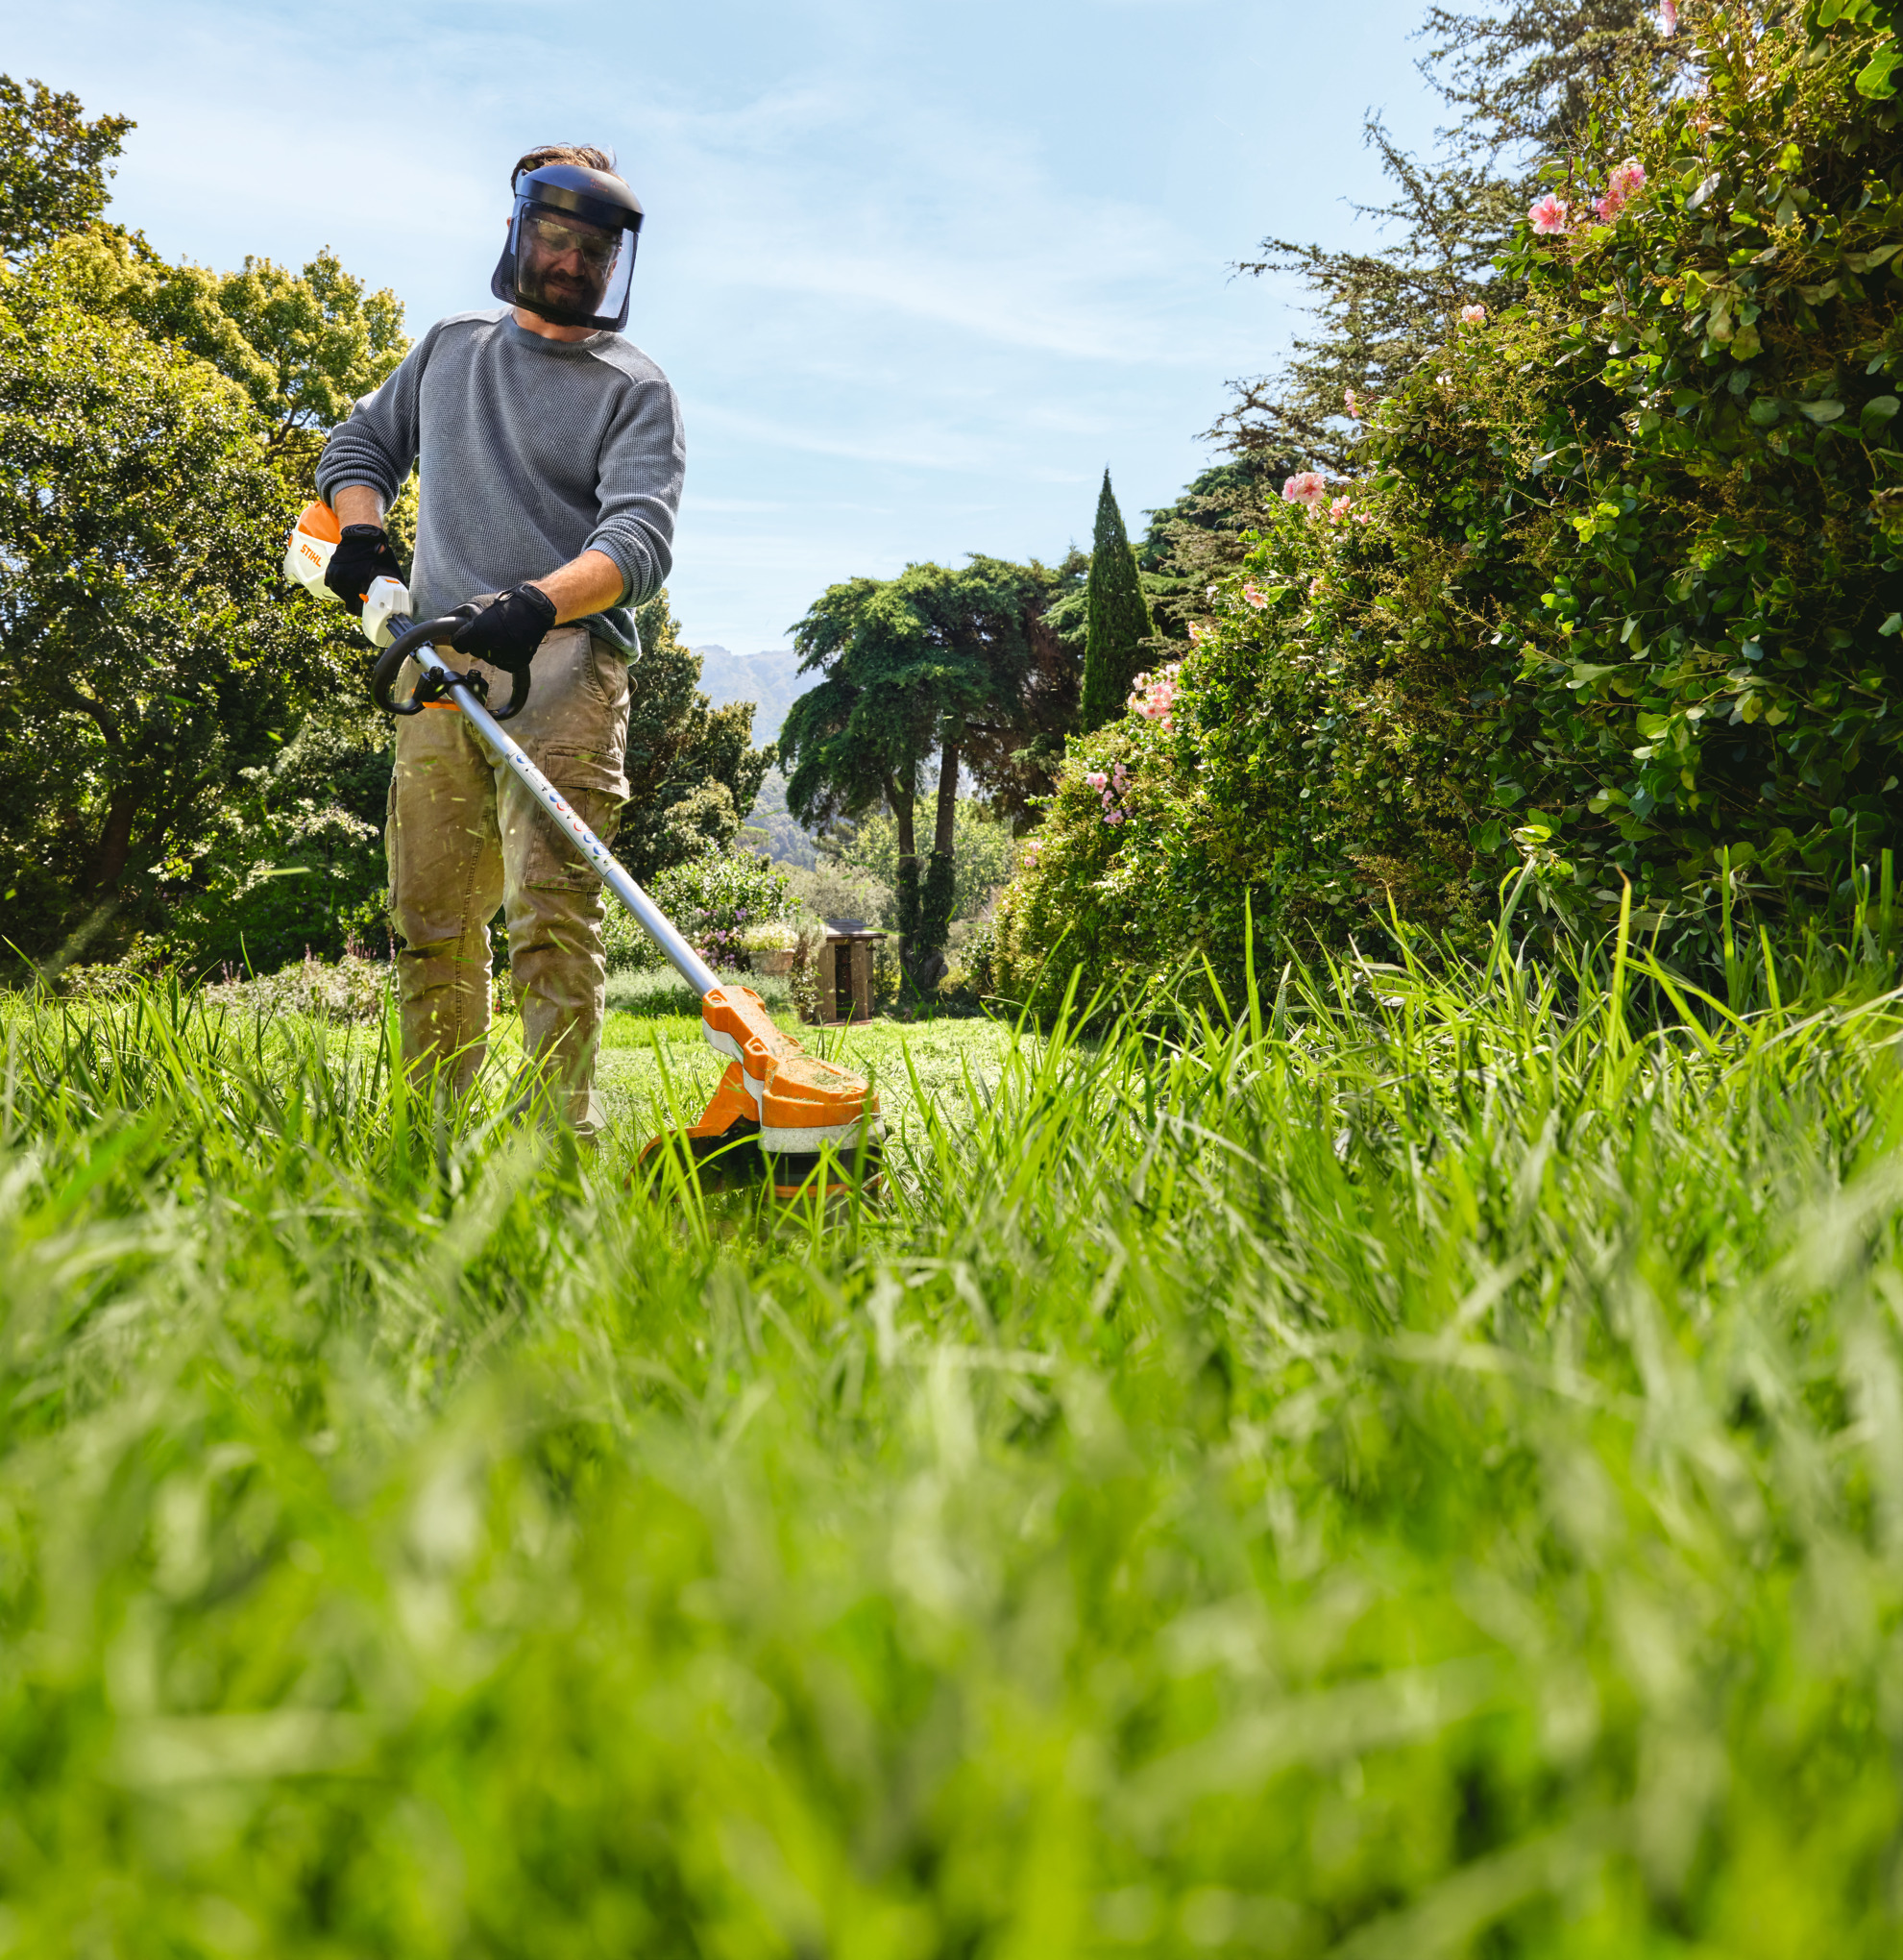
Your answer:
[998,0,1903,1002]
[601,847,793,972]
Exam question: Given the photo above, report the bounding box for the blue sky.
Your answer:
[13,0,1447,652]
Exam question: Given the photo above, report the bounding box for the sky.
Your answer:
[12,0,1450,653]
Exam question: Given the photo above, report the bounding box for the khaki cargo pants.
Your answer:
[387,623,630,1136]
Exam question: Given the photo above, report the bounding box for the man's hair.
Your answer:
[511,143,618,189]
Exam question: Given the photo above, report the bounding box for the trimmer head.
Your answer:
[641,989,882,1196]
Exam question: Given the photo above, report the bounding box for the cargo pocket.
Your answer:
[518,775,624,894]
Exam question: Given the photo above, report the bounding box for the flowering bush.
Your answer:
[600,846,793,972]
[1082,761,1133,824]
[995,1,1903,1005]
[1128,663,1181,729]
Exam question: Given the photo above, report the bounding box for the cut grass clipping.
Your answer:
[4,922,1903,1953]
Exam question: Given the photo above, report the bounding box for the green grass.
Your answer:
[4,936,1903,1954]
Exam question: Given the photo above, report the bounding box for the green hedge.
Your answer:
[998,0,1903,1008]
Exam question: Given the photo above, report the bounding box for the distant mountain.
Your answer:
[692,645,812,747]
[739,768,818,869]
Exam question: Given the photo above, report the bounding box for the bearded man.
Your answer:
[318,142,683,1135]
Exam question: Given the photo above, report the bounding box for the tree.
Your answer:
[782,558,1073,990]
[0,268,359,959]
[1079,473,1154,731]
[0,83,414,967]
[617,590,776,884]
[1134,458,1281,639]
[0,75,132,261]
[29,225,407,471]
[1204,4,1685,475]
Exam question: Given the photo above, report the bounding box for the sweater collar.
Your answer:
[500,311,614,356]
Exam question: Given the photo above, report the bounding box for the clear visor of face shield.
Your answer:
[509,202,635,329]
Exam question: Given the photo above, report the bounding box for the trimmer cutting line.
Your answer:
[285,502,881,1196]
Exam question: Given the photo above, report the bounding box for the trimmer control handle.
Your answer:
[372,615,531,722]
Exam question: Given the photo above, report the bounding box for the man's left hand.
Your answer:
[449,584,558,674]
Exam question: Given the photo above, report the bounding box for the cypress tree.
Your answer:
[1079,470,1152,732]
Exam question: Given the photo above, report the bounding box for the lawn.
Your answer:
[3,940,1902,1954]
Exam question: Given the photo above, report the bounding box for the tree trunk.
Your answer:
[882,773,916,859]
[908,726,962,998]
[87,788,140,894]
[933,732,960,855]
[884,772,921,976]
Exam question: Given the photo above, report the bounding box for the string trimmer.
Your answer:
[284,502,880,1194]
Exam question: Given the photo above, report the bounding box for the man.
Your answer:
[317,142,683,1136]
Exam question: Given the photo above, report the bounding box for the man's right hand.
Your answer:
[325,525,404,616]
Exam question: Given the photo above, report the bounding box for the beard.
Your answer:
[524,253,602,315]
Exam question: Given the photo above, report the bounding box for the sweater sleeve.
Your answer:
[582,375,685,607]
[315,327,431,509]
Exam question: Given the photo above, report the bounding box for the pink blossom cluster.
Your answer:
[1659,0,1677,34]
[1459,303,1488,325]
[1281,470,1329,511]
[1128,661,1182,731]
[1243,579,1270,610]
[1082,759,1133,826]
[1595,159,1647,222]
[1345,387,1360,417]
[1527,159,1648,236]
[1328,493,1354,525]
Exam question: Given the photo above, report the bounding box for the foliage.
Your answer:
[0,248,360,962]
[30,223,407,471]
[1000,0,1903,995]
[601,845,792,971]
[0,73,132,261]
[1208,4,1681,480]
[8,940,1903,1947]
[617,590,776,886]
[1078,470,1154,730]
[740,767,819,870]
[825,796,1018,926]
[782,557,1075,839]
[782,555,1080,985]
[1134,456,1281,639]
[156,709,395,972]
[781,859,895,931]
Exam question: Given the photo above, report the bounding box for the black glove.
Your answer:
[449,584,558,674]
[324,524,403,616]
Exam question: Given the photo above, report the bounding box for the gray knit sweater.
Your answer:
[316,308,684,653]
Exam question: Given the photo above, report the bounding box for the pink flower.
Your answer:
[1242,579,1269,610]
[1658,0,1678,34]
[1328,494,1353,524]
[1281,470,1329,510]
[1345,388,1360,417]
[1594,159,1647,222]
[1459,303,1487,325]
[1528,192,1569,235]
[1083,771,1107,790]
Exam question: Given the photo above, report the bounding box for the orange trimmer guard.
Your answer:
[698,985,880,1153]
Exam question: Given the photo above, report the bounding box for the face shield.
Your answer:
[491,162,644,332]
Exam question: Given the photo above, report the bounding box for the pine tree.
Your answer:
[1079,472,1152,732]
[1208,3,1683,473]
[1135,4,1687,615]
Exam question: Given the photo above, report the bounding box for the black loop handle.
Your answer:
[371,614,532,723]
